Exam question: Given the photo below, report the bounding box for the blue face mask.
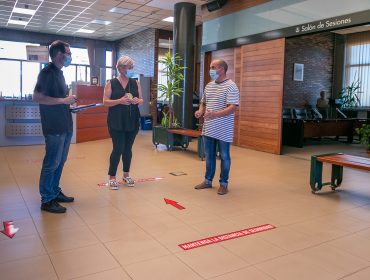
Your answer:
[63,55,72,67]
[209,69,219,80]
[125,69,135,78]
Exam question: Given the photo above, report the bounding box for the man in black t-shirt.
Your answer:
[33,40,77,213]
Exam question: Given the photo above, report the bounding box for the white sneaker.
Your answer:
[123,177,135,187]
[109,179,119,190]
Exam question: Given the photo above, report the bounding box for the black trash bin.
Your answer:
[140,115,152,130]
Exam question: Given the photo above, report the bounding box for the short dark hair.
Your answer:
[49,40,70,59]
[215,59,228,73]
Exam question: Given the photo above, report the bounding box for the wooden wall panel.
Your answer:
[76,127,109,143]
[238,38,285,154]
[202,0,271,22]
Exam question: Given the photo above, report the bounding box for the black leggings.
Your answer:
[108,129,138,176]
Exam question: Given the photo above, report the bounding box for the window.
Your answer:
[0,60,21,98]
[344,32,370,106]
[105,50,113,81]
[157,54,168,102]
[22,61,40,97]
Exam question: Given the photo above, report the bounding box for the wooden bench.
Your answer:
[167,129,205,160]
[310,153,370,193]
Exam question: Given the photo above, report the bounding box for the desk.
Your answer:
[282,119,367,147]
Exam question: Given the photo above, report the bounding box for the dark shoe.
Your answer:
[56,191,74,203]
[41,200,66,213]
[194,182,212,190]
[217,186,228,195]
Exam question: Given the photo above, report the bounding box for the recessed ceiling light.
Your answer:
[8,19,28,25]
[13,7,36,15]
[77,28,95,33]
[162,16,174,23]
[91,19,112,25]
[109,7,131,14]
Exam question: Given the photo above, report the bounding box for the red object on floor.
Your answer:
[179,224,276,250]
[97,177,164,187]
[164,198,185,210]
[1,221,19,238]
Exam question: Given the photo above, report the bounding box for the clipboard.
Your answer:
[70,103,104,113]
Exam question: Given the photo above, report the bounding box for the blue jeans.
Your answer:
[203,136,231,187]
[39,132,72,203]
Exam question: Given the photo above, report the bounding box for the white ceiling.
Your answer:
[0,0,206,41]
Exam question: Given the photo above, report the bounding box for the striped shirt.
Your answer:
[201,79,240,142]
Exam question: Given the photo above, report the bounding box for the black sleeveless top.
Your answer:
[107,77,140,131]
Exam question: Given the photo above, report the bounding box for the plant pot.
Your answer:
[152,126,185,151]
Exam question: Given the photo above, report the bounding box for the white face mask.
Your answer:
[209,69,219,80]
[125,69,135,78]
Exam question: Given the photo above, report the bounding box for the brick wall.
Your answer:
[283,32,334,108]
[116,28,156,77]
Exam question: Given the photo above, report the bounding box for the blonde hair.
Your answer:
[116,56,134,69]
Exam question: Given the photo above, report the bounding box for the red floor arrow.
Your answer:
[1,221,19,238]
[164,198,185,210]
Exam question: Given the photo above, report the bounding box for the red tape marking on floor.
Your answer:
[98,177,164,187]
[179,224,276,250]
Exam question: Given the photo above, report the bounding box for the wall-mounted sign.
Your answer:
[202,10,370,52]
[26,45,49,63]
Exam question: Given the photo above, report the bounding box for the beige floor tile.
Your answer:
[256,253,337,280]
[32,209,85,234]
[298,244,369,278]
[125,254,203,280]
[176,245,248,278]
[210,266,274,280]
[0,235,46,263]
[341,266,370,280]
[73,268,131,280]
[259,225,322,252]
[0,255,58,280]
[40,225,99,253]
[73,205,124,225]
[1,132,370,279]
[221,235,288,264]
[151,224,206,253]
[105,233,171,266]
[89,216,145,242]
[292,218,351,243]
[328,234,370,261]
[49,243,119,280]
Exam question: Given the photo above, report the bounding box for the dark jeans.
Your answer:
[203,135,231,187]
[108,128,138,176]
[39,132,72,203]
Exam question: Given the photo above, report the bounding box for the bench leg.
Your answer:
[331,164,343,190]
[310,156,323,193]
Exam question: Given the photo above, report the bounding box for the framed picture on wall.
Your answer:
[91,76,99,86]
[293,63,304,81]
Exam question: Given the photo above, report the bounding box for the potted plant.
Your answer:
[355,124,370,153]
[152,50,187,150]
[340,78,361,108]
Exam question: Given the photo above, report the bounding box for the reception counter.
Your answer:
[0,85,109,146]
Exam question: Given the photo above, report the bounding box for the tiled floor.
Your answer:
[0,132,369,279]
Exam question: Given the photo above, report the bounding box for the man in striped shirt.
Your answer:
[194,59,240,195]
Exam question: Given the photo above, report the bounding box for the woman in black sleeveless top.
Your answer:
[103,56,143,190]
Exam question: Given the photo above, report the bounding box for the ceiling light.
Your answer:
[77,28,95,33]
[12,7,36,15]
[8,19,28,25]
[109,7,131,14]
[91,19,112,25]
[162,16,174,23]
